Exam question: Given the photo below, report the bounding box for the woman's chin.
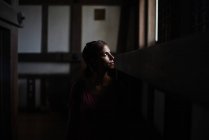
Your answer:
[109,63,115,69]
[109,65,115,69]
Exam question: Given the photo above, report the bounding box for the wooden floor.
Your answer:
[17,111,68,140]
[16,111,160,140]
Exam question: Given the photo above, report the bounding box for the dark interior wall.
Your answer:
[117,0,139,53]
[16,0,209,139]
[45,76,71,113]
[116,32,209,140]
[0,0,19,139]
[116,0,209,140]
[158,0,209,43]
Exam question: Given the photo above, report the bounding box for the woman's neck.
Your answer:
[88,70,111,87]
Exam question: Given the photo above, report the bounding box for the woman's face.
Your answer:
[98,45,115,70]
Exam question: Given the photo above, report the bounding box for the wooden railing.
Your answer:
[116,31,209,106]
[115,31,209,140]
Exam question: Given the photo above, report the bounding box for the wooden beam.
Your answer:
[18,53,82,63]
[80,0,122,5]
[117,4,130,52]
[41,5,48,53]
[19,0,123,5]
[19,0,73,5]
[116,31,209,105]
[18,73,70,78]
[70,4,81,52]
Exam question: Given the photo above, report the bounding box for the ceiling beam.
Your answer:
[19,0,125,5]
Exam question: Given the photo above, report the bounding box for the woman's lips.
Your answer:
[110,62,114,65]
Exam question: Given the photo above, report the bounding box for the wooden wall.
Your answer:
[115,0,209,139]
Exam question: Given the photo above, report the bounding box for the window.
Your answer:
[139,0,158,48]
[18,6,42,53]
[48,6,70,53]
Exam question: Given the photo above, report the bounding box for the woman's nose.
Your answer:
[109,54,114,60]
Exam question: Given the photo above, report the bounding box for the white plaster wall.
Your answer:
[18,6,42,53]
[18,63,70,74]
[82,6,120,52]
[48,6,70,52]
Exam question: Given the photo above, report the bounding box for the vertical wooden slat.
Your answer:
[70,3,81,53]
[144,0,148,47]
[70,3,82,81]
[0,26,12,140]
[116,3,130,53]
[42,5,48,53]
[147,0,156,47]
[10,25,18,140]
[40,78,48,110]
[27,79,36,111]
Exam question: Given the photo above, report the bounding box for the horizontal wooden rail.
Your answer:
[18,73,70,78]
[19,0,123,5]
[116,32,209,106]
[18,53,82,63]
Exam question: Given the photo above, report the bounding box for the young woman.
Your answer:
[67,40,120,140]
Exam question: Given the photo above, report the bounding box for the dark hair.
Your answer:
[82,40,107,75]
[82,40,107,65]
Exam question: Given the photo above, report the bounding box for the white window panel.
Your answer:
[48,6,70,53]
[18,5,42,53]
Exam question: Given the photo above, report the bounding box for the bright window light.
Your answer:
[155,0,158,42]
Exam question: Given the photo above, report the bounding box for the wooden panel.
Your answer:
[70,4,82,81]
[80,0,121,5]
[18,73,70,79]
[0,25,12,140]
[116,31,209,106]
[70,4,81,52]
[42,5,48,53]
[117,0,138,52]
[117,4,130,52]
[0,1,19,139]
[19,0,73,5]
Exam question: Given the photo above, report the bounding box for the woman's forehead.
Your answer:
[102,45,110,52]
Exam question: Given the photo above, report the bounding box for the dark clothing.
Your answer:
[67,72,121,140]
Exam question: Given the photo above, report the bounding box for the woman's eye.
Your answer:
[102,53,107,56]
